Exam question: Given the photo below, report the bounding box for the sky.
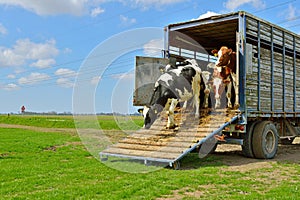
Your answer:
[0,0,299,114]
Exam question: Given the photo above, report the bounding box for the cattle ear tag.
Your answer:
[154,110,158,114]
[214,53,218,57]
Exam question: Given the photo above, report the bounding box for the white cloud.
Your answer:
[197,11,220,20]
[18,72,50,85]
[55,68,77,88]
[30,58,56,69]
[2,83,20,91]
[120,15,136,26]
[125,0,188,10]
[0,38,59,67]
[91,76,101,85]
[56,78,74,88]
[224,0,265,11]
[143,38,163,56]
[90,7,105,17]
[0,23,7,35]
[0,0,88,16]
[110,72,134,80]
[0,0,189,16]
[55,68,77,78]
[286,4,297,21]
[63,48,72,54]
[7,74,16,79]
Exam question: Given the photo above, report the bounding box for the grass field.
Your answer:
[0,115,144,130]
[1,115,300,199]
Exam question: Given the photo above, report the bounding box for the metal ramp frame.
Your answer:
[100,110,239,168]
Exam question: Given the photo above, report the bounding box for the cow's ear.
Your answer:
[211,49,218,56]
[227,48,233,55]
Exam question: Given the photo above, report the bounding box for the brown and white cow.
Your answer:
[211,46,239,109]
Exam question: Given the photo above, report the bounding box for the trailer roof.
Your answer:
[167,12,240,53]
[166,11,299,53]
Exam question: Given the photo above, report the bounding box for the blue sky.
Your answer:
[0,0,299,114]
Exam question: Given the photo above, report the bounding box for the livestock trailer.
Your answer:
[100,11,300,168]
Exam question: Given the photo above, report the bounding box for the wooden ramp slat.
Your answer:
[126,134,206,143]
[112,143,190,154]
[100,109,239,165]
[102,147,179,160]
[119,138,196,148]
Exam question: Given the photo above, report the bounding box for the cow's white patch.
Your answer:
[175,87,193,102]
[215,49,223,66]
[155,73,173,87]
[142,106,149,119]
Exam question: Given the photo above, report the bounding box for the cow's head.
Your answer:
[211,46,233,67]
[185,59,198,67]
[138,105,159,129]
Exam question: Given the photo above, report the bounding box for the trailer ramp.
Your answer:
[100,109,238,168]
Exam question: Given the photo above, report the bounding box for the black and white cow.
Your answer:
[140,59,202,129]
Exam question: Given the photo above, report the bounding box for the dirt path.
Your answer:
[0,123,78,135]
[212,138,300,171]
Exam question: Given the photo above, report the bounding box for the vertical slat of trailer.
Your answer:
[282,32,286,112]
[257,21,261,112]
[271,26,275,112]
[293,36,296,113]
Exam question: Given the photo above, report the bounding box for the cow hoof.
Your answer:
[227,103,233,109]
[234,103,240,109]
[166,124,177,129]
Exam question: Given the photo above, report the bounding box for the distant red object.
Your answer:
[21,106,26,113]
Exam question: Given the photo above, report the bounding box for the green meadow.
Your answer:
[0,115,299,199]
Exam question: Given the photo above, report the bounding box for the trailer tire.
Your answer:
[242,121,260,158]
[252,121,278,159]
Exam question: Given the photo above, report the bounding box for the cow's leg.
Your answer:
[213,78,222,109]
[215,97,221,109]
[167,98,178,129]
[226,81,232,108]
[182,100,188,110]
[231,72,239,108]
[164,98,172,111]
[192,73,201,117]
[204,88,210,108]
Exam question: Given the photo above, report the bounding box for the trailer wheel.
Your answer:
[242,121,260,158]
[252,121,278,159]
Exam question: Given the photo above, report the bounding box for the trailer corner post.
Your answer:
[164,26,170,58]
[238,12,247,115]
[293,35,297,112]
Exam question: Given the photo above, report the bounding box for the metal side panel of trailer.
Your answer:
[165,11,300,118]
[244,14,300,117]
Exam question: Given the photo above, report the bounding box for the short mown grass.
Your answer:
[0,114,144,130]
[1,116,300,199]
